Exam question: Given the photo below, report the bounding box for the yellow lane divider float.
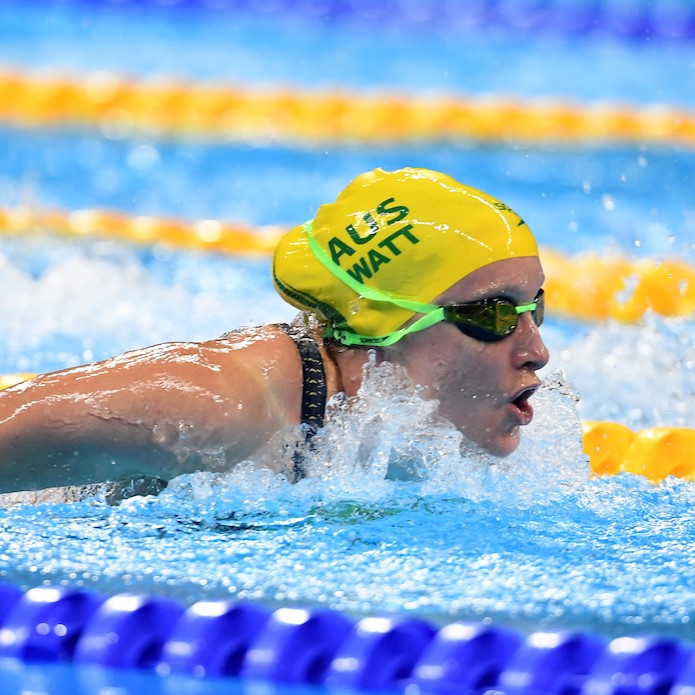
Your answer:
[541,248,695,322]
[2,204,694,321]
[582,421,695,483]
[0,205,282,255]
[1,69,695,146]
[0,372,691,484]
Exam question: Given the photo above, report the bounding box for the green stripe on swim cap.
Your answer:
[302,221,436,315]
[303,221,445,346]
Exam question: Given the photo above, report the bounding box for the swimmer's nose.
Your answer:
[513,312,550,370]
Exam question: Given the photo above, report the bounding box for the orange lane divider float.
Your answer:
[2,204,695,321]
[1,69,695,146]
[0,205,282,256]
[0,372,692,485]
[582,421,695,483]
[541,248,695,321]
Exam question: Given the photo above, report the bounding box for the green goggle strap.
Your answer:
[303,221,443,346]
[515,301,538,315]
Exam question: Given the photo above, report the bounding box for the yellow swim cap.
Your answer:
[272,167,539,345]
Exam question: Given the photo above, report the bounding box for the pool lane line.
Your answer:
[0,583,694,692]
[1,69,695,147]
[582,422,695,483]
[2,204,694,322]
[0,372,693,483]
[0,205,282,256]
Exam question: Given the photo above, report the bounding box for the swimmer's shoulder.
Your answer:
[210,322,343,407]
[211,323,307,372]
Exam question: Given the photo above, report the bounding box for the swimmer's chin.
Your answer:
[465,428,521,459]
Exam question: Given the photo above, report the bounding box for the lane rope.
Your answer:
[0,583,693,691]
[0,205,282,255]
[2,204,694,321]
[1,69,695,147]
[583,421,695,483]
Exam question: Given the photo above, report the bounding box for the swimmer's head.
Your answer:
[272,167,539,346]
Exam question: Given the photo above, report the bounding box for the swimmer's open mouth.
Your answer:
[509,386,539,425]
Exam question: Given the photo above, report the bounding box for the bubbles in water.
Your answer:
[127,144,161,170]
[492,370,590,503]
[0,237,294,371]
[552,314,695,429]
[217,356,589,509]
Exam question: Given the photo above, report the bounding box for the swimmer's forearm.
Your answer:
[0,341,285,492]
[0,391,179,492]
[0,438,177,493]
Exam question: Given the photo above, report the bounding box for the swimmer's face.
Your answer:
[382,256,549,457]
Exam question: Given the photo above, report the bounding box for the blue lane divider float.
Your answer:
[1,581,695,694]
[63,0,695,41]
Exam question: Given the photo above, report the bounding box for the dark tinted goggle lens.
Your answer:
[443,289,545,342]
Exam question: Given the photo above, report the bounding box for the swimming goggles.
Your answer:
[303,221,544,347]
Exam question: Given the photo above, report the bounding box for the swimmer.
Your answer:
[0,167,549,496]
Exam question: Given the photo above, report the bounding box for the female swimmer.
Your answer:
[0,167,549,494]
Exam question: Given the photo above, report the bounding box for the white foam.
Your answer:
[0,241,293,368]
[184,357,591,511]
[548,314,695,429]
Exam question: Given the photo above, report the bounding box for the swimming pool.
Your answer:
[1,0,695,692]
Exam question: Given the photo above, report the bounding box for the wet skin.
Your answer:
[380,257,550,457]
[0,257,547,493]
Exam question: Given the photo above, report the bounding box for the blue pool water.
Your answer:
[2,0,695,103]
[2,132,695,259]
[1,3,695,690]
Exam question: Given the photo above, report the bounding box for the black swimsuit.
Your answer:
[279,323,328,480]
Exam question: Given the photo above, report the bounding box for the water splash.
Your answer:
[0,236,293,372]
[175,356,591,513]
[552,313,695,429]
[0,355,692,636]
[488,370,590,503]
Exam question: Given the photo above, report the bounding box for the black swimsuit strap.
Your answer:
[279,323,327,480]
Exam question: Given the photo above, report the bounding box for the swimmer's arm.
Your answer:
[0,335,297,493]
